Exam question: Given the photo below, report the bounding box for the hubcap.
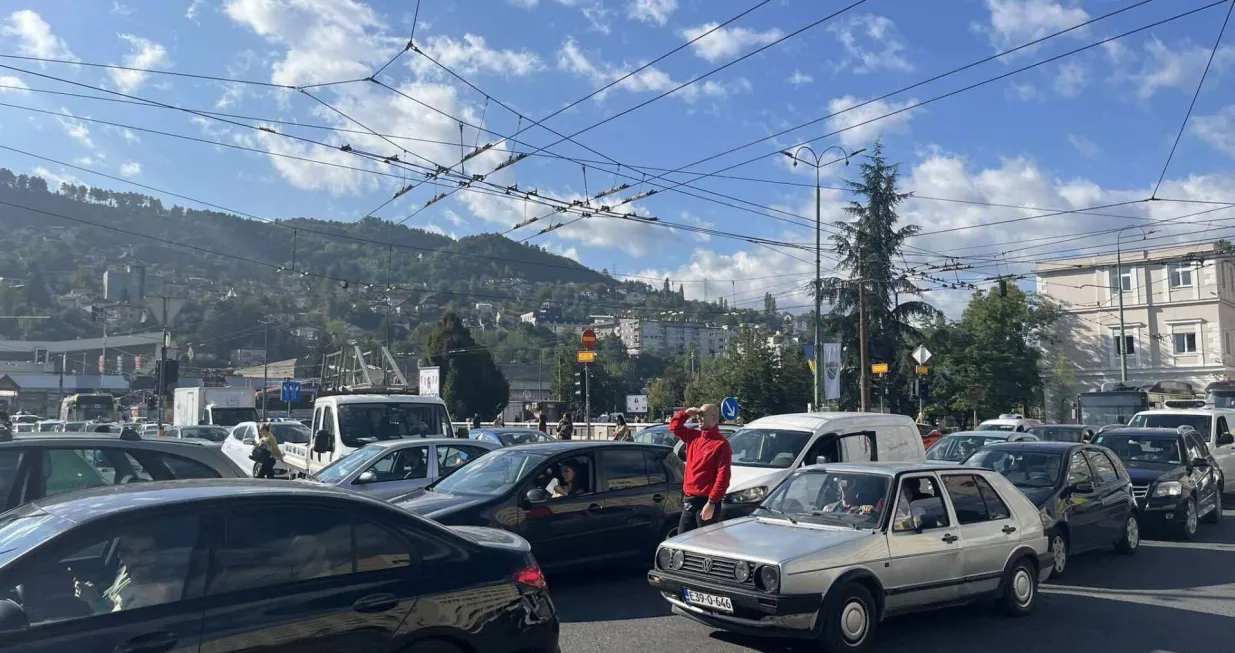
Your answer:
[1051,536,1067,573]
[1013,569,1033,606]
[839,599,868,644]
[1126,517,1139,549]
[1186,501,1197,534]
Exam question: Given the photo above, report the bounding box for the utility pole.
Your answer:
[783,145,864,412]
[1115,226,1155,382]
[858,249,870,412]
[584,363,591,440]
[157,296,169,435]
[262,318,269,420]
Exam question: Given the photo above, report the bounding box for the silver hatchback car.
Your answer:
[649,462,1055,652]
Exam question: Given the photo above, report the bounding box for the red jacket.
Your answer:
[669,410,732,503]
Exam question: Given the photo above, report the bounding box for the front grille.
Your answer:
[1131,483,1149,500]
[681,552,754,585]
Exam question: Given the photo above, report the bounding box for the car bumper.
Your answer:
[648,570,821,638]
[1037,549,1054,583]
[1136,497,1189,525]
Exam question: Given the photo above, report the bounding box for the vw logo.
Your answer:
[701,558,714,573]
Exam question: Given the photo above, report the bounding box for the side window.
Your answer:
[542,455,594,498]
[323,407,337,436]
[973,475,1011,520]
[892,475,950,532]
[311,408,323,436]
[1194,434,1211,458]
[1217,417,1230,444]
[1085,450,1120,484]
[436,445,485,476]
[603,450,651,491]
[232,424,245,441]
[212,509,353,594]
[1185,434,1206,462]
[369,447,429,482]
[354,520,413,572]
[4,515,200,625]
[148,452,224,480]
[942,475,991,525]
[43,449,155,498]
[644,450,668,485]
[1068,452,1094,486]
[0,450,25,508]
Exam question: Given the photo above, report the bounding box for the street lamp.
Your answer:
[782,145,865,411]
[1115,225,1156,382]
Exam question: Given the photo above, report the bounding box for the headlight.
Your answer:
[726,486,768,504]
[1153,481,1183,497]
[757,565,780,593]
[733,562,751,583]
[669,549,685,570]
[655,547,671,570]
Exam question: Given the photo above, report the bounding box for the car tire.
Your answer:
[1178,497,1198,540]
[402,640,464,653]
[998,557,1038,617]
[1047,530,1068,578]
[818,582,877,653]
[1114,512,1140,555]
[1202,488,1222,524]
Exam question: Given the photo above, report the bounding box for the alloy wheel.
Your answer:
[1126,516,1139,550]
[1050,535,1067,575]
[1185,500,1197,535]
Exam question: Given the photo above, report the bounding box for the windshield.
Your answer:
[634,426,674,446]
[1210,391,1235,408]
[976,423,1015,432]
[337,402,451,447]
[430,449,549,496]
[492,429,552,446]
[269,422,311,444]
[313,444,387,483]
[760,470,891,529]
[177,426,230,442]
[966,450,1063,488]
[62,422,87,432]
[1127,413,1211,435]
[727,428,813,468]
[1078,392,1147,426]
[212,407,258,427]
[1092,434,1183,465]
[927,434,1004,461]
[1028,427,1083,442]
[37,422,59,432]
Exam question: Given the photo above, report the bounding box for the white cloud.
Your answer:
[1067,133,1100,157]
[186,0,208,20]
[119,162,142,177]
[679,22,782,63]
[786,70,813,86]
[1053,60,1087,97]
[554,0,611,34]
[33,166,80,190]
[627,0,677,26]
[0,76,30,94]
[1192,105,1235,158]
[1,10,77,61]
[110,34,171,93]
[636,248,814,308]
[1115,37,1235,99]
[556,38,737,102]
[1009,82,1038,101]
[973,0,1088,53]
[508,0,539,7]
[827,14,912,74]
[825,95,918,149]
[409,34,542,78]
[56,108,94,149]
[111,2,134,16]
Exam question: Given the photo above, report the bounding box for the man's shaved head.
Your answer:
[699,404,719,429]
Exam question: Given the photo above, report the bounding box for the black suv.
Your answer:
[1092,427,1223,539]
[0,432,245,512]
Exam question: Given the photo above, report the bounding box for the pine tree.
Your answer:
[423,312,510,419]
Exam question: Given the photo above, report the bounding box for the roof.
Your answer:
[804,461,986,475]
[0,332,163,354]
[4,432,211,449]
[317,394,446,405]
[978,441,1084,452]
[0,374,129,391]
[1095,427,1185,438]
[501,440,667,454]
[1134,408,1235,416]
[365,437,498,449]
[746,412,912,431]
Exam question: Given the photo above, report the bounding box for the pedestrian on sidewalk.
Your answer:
[613,414,632,441]
[557,413,574,440]
[253,422,282,479]
[537,412,548,433]
[471,414,482,429]
[670,405,731,534]
[492,414,505,427]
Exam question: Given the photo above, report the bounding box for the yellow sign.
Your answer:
[577,351,597,363]
[871,363,889,374]
[916,365,929,375]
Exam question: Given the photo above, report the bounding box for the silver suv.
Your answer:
[649,462,1055,652]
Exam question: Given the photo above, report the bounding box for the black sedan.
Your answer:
[1092,427,1223,539]
[0,480,558,653]
[1028,424,1097,443]
[964,441,1139,577]
[394,441,683,570]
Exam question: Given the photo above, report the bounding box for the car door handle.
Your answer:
[941,533,959,544]
[114,631,177,653]
[353,593,400,613]
[652,493,664,503]
[1002,525,1017,534]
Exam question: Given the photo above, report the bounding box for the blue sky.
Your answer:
[3,0,1235,315]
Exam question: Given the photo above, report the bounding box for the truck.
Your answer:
[173,387,259,427]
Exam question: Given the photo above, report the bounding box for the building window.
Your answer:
[1114,335,1134,356]
[1174,332,1198,354]
[1110,268,1132,294]
[1170,263,1193,289]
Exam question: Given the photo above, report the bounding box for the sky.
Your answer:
[3,0,1235,317]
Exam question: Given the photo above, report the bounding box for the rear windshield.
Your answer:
[1127,414,1211,435]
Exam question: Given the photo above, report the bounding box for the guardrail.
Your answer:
[451,421,653,441]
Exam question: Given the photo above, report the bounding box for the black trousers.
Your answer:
[256,457,276,479]
[678,495,721,535]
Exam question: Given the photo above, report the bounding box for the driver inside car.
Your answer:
[822,478,883,515]
[73,530,184,614]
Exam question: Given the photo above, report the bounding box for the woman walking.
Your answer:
[254,423,282,479]
[613,414,632,441]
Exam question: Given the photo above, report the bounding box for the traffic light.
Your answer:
[573,369,583,397]
[918,378,932,402]
[146,395,157,410]
[155,360,179,392]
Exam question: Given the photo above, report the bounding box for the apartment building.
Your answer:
[608,318,734,356]
[1035,242,1235,402]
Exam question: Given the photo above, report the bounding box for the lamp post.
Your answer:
[1115,225,1155,382]
[782,145,865,411]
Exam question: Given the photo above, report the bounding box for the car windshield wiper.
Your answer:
[758,505,798,525]
[807,511,862,529]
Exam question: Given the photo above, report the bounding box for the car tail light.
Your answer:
[514,563,547,591]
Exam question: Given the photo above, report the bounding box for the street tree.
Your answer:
[684,328,811,420]
[422,311,510,420]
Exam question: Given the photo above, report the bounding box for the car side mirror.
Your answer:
[525,488,550,504]
[1071,481,1095,494]
[815,455,830,466]
[313,430,333,454]
[0,598,28,633]
[1192,457,1210,469]
[1219,433,1234,446]
[355,470,376,485]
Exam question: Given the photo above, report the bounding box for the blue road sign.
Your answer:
[281,380,301,403]
[720,396,740,421]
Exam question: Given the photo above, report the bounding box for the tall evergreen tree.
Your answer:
[423,312,510,420]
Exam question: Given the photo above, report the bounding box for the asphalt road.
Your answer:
[551,507,1235,653]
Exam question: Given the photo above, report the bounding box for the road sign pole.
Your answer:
[584,363,591,440]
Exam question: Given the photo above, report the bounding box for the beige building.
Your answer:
[604,318,734,356]
[1036,242,1235,403]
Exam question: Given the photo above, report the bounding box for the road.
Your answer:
[552,507,1235,653]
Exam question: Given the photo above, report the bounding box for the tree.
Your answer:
[763,292,777,315]
[684,328,810,420]
[422,312,509,420]
[647,369,687,420]
[819,141,937,413]
[1045,354,1077,423]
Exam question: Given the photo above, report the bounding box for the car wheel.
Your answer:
[998,558,1038,617]
[1046,530,1068,578]
[402,640,464,653]
[1178,497,1198,540]
[251,462,263,478]
[1114,512,1140,555]
[1202,488,1222,524]
[819,582,876,653]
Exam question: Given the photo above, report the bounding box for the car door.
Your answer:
[0,512,207,653]
[883,473,964,612]
[355,445,431,497]
[1184,433,1220,515]
[597,447,667,554]
[221,424,252,473]
[940,473,1018,597]
[1211,416,1235,491]
[199,503,423,653]
[514,452,608,568]
[1083,449,1125,545]
[1062,450,1103,553]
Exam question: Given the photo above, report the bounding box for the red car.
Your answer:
[917,423,942,449]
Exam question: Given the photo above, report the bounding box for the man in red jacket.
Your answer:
[670,404,732,534]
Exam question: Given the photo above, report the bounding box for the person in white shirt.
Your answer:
[75,532,183,613]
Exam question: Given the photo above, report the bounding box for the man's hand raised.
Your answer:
[683,407,700,417]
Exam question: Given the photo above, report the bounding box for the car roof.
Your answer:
[808,461,988,475]
[365,437,497,449]
[977,441,1082,452]
[317,394,446,405]
[1096,427,1184,438]
[746,412,912,431]
[1134,408,1231,416]
[942,431,1008,438]
[500,440,666,454]
[2,433,214,449]
[1030,424,1087,429]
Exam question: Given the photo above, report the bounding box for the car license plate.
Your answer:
[682,588,733,613]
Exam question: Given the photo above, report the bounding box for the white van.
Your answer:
[976,413,1041,432]
[714,412,927,518]
[1129,408,1235,494]
[281,393,455,477]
